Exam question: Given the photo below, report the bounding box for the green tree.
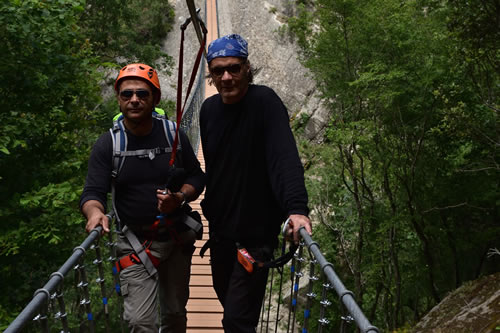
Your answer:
[0,0,176,328]
[288,0,499,330]
[0,0,102,326]
[81,0,175,70]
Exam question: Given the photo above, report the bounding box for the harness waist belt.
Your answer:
[115,249,160,273]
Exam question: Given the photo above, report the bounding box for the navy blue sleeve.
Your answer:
[79,132,112,212]
[263,88,309,216]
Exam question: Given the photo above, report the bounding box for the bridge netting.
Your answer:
[5,212,378,333]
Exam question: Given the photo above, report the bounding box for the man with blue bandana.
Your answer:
[199,34,312,332]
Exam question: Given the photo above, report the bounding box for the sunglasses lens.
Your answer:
[136,90,150,99]
[120,90,134,99]
[211,68,224,76]
[227,64,242,74]
[211,63,243,77]
[120,90,150,100]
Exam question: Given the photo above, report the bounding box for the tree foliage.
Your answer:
[0,0,175,328]
[288,0,499,330]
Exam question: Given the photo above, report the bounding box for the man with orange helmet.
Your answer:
[80,63,205,332]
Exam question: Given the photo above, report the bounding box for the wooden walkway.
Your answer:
[186,147,223,332]
[186,0,221,331]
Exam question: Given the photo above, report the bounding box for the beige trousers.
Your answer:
[116,229,196,333]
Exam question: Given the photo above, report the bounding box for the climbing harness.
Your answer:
[236,241,298,274]
[200,219,298,274]
[114,210,199,274]
[115,239,160,273]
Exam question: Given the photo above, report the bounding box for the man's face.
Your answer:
[209,57,250,104]
[117,79,155,124]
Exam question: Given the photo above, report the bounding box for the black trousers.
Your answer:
[210,240,271,333]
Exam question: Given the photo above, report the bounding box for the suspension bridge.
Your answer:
[4,1,379,332]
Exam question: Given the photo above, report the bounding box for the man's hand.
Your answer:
[82,200,110,234]
[157,189,182,214]
[157,184,198,214]
[287,214,312,244]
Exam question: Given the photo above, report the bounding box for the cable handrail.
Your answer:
[4,213,113,333]
[299,228,379,333]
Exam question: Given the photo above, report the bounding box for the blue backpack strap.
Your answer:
[110,118,128,226]
[154,114,181,151]
[110,118,128,177]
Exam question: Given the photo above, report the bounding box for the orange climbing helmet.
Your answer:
[114,63,161,99]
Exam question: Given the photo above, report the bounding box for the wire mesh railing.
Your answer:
[258,228,379,333]
[6,216,379,333]
[179,56,205,155]
[4,212,121,333]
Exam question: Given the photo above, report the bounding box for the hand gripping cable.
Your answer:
[237,219,299,274]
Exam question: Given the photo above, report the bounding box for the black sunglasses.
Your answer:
[210,63,245,77]
[119,89,151,100]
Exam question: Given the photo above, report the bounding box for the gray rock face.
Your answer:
[162,0,329,141]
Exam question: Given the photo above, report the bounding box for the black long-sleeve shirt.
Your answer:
[200,84,308,246]
[80,119,205,227]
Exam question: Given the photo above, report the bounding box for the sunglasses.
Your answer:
[210,63,245,77]
[119,89,151,100]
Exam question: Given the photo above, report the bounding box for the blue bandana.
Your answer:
[207,34,249,63]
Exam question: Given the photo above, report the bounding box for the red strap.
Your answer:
[169,26,207,166]
[115,249,160,273]
[115,253,141,273]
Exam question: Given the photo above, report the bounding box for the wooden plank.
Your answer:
[189,286,218,299]
[189,275,214,286]
[187,313,223,328]
[191,265,212,275]
[193,248,210,257]
[195,240,209,248]
[192,256,211,265]
[187,298,223,312]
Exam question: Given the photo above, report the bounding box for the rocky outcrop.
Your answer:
[413,272,500,332]
[160,0,205,109]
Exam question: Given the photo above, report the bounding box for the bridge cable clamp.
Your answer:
[339,290,355,303]
[73,246,86,255]
[33,288,51,300]
[50,271,65,281]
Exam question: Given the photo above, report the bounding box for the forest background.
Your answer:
[0,0,498,332]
